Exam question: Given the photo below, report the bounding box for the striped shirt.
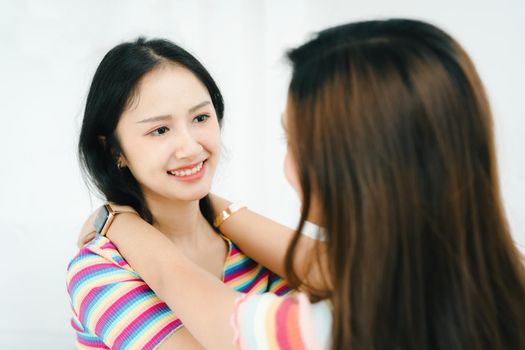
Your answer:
[232,293,332,349]
[66,235,290,349]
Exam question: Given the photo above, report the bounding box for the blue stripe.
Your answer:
[82,283,121,326]
[70,263,130,304]
[234,266,269,293]
[224,258,257,276]
[120,305,173,349]
[99,288,156,338]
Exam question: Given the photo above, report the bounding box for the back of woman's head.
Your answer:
[79,38,223,223]
[284,19,525,349]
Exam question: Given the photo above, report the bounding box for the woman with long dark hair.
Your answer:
[78,19,525,349]
[67,38,289,349]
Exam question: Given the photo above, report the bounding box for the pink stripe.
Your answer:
[94,284,150,335]
[111,302,178,349]
[78,286,106,323]
[76,335,108,348]
[68,262,118,294]
[227,267,268,288]
[71,318,84,332]
[142,319,183,350]
[275,297,295,349]
[249,269,270,288]
[100,241,115,250]
[224,261,259,282]
[229,245,240,255]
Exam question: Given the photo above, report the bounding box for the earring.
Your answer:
[116,159,125,170]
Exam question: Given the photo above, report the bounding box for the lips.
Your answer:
[167,160,205,177]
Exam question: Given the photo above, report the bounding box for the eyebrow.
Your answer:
[137,115,171,124]
[137,101,212,123]
[189,101,212,114]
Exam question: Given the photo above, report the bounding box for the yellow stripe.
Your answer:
[265,297,281,349]
[133,311,177,345]
[102,297,160,344]
[227,252,248,266]
[87,281,145,330]
[226,266,265,290]
[70,271,137,312]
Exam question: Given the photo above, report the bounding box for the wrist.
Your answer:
[95,203,139,237]
[107,202,138,215]
[213,202,246,228]
[208,193,232,217]
[104,211,141,240]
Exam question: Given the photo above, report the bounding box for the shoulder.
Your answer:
[66,236,182,348]
[232,292,332,349]
[67,235,134,273]
[66,236,138,295]
[66,236,144,323]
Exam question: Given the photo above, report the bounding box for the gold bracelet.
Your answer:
[213,202,247,228]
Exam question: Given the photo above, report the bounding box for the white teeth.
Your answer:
[169,162,203,177]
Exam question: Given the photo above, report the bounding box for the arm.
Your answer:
[210,194,330,291]
[105,213,240,350]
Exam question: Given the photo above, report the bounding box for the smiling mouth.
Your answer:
[167,161,205,177]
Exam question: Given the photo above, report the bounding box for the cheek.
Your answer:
[204,121,221,156]
[284,147,301,196]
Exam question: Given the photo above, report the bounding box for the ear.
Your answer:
[117,153,129,168]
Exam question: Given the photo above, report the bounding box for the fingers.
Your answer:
[77,230,97,248]
[77,206,103,248]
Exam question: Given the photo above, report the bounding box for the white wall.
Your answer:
[0,0,523,348]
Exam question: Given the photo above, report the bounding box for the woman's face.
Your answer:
[115,64,220,204]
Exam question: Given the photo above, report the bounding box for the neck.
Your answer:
[145,195,212,246]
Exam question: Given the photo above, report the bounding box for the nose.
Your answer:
[173,129,203,160]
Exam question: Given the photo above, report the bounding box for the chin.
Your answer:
[173,187,211,202]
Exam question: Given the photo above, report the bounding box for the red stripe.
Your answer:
[273,284,291,296]
[249,269,270,289]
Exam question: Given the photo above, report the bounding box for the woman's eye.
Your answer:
[193,114,209,123]
[151,126,170,136]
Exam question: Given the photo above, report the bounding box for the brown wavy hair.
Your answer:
[284,19,525,349]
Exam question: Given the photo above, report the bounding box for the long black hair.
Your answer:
[79,37,224,225]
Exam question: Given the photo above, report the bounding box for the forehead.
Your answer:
[123,63,211,120]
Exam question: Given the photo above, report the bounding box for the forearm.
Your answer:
[106,213,239,350]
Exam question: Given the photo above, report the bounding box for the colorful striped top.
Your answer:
[232,292,332,349]
[66,235,290,349]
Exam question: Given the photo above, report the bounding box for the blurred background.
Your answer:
[0,0,523,348]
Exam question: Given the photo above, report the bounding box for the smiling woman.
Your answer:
[66,38,290,350]
[115,64,220,208]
